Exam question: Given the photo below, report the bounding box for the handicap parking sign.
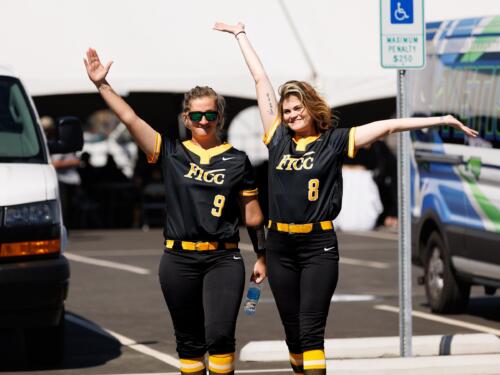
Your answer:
[391,0,413,24]
[380,0,425,68]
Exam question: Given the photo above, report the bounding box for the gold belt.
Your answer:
[268,220,333,234]
[165,240,238,251]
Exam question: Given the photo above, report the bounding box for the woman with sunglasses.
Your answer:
[214,23,478,375]
[84,48,266,375]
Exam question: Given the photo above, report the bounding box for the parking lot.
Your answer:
[1,228,499,374]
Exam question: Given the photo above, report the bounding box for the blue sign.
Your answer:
[391,0,414,24]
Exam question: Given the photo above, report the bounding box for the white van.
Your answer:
[0,65,82,364]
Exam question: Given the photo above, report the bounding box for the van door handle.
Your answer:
[415,151,464,165]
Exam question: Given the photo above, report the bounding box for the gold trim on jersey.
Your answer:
[239,188,259,197]
[262,116,281,145]
[165,240,238,251]
[268,220,333,233]
[147,132,162,164]
[182,140,233,165]
[292,134,321,152]
[348,127,357,158]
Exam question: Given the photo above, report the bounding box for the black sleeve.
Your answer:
[264,121,288,149]
[328,127,356,158]
[159,132,178,157]
[147,132,177,164]
[239,156,259,197]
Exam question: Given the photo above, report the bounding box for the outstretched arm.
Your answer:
[83,48,157,157]
[214,22,278,133]
[354,115,478,150]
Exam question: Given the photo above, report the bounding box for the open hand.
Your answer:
[83,48,113,86]
[441,115,479,138]
[213,22,245,36]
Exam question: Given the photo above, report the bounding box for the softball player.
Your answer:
[84,49,266,375]
[214,22,477,375]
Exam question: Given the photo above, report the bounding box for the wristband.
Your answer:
[247,224,266,255]
[235,31,246,39]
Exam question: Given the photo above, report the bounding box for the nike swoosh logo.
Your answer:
[233,255,242,260]
[222,157,235,161]
[324,246,336,252]
[304,151,316,156]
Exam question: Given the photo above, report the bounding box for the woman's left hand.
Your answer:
[251,255,266,284]
[441,115,479,138]
[213,22,245,36]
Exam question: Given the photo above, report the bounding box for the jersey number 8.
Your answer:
[211,194,226,217]
[308,179,319,201]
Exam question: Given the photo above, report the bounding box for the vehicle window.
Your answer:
[409,65,500,149]
[0,77,44,162]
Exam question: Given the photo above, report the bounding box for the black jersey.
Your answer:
[148,133,258,242]
[264,121,356,224]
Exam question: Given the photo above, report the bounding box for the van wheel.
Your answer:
[25,309,65,365]
[424,233,470,314]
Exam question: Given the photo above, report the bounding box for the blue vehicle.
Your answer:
[409,15,500,313]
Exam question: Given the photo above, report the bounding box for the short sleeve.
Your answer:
[239,156,259,197]
[263,117,288,149]
[147,132,162,164]
[328,127,358,158]
[147,132,177,164]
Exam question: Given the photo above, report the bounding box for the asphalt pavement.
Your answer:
[0,228,499,374]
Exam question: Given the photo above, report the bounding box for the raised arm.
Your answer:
[83,48,157,157]
[353,115,478,151]
[214,22,278,133]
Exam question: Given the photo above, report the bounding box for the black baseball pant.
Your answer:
[266,230,339,354]
[159,249,245,358]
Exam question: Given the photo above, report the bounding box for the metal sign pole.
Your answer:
[397,69,413,357]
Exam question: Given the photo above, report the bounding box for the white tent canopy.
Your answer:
[2,0,499,106]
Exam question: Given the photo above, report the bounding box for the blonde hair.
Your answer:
[182,86,226,129]
[278,80,337,133]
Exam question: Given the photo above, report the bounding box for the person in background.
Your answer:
[41,116,81,229]
[84,48,266,375]
[214,22,478,375]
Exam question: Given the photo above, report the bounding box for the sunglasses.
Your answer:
[188,111,218,122]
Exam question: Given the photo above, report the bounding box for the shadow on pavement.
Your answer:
[467,296,500,323]
[0,312,121,371]
[417,295,500,323]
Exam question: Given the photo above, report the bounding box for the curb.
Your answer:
[239,333,500,361]
[325,354,500,375]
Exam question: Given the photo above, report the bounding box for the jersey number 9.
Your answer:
[211,194,226,217]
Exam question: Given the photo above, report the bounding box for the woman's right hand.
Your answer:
[213,22,245,36]
[83,48,113,87]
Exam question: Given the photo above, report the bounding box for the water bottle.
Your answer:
[243,281,262,316]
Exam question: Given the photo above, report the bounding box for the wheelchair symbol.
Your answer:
[394,2,409,21]
[390,0,413,24]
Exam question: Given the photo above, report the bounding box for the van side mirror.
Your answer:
[47,116,84,154]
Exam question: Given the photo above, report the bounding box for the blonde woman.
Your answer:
[214,22,477,375]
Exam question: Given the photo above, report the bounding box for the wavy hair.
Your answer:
[278,80,337,133]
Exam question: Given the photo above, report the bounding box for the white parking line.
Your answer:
[66,314,179,368]
[73,249,160,257]
[65,252,151,275]
[260,294,378,304]
[341,257,390,269]
[375,305,500,335]
[345,231,398,241]
[243,244,390,269]
[67,314,292,375]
